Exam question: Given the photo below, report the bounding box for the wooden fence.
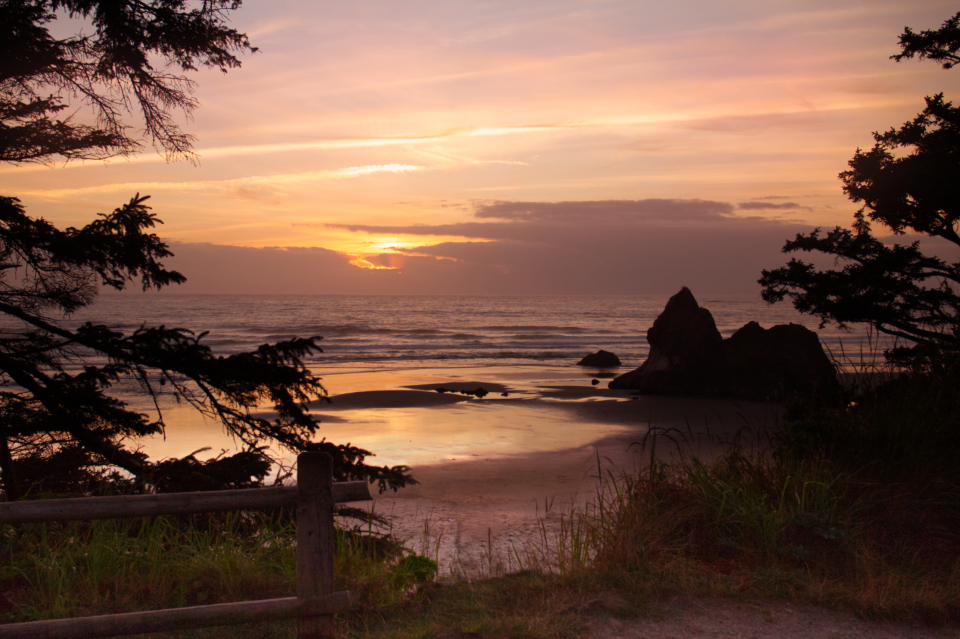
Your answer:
[0,452,371,639]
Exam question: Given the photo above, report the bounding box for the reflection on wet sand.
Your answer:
[141,365,783,575]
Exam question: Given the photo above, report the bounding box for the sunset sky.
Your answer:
[4,0,959,295]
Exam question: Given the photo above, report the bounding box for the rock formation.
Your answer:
[723,321,839,400]
[609,287,726,395]
[609,288,839,400]
[577,350,622,367]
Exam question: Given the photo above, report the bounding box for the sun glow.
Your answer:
[364,239,414,253]
[349,256,396,270]
[347,245,410,270]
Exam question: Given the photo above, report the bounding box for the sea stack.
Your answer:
[723,321,840,399]
[609,288,839,400]
[608,287,726,395]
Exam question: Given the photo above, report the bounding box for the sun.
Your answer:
[349,256,394,270]
[347,240,408,270]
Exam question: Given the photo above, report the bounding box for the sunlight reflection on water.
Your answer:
[136,366,635,470]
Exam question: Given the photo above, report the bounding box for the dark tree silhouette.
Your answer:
[760,12,960,362]
[0,1,412,500]
[894,11,960,69]
[1,0,254,163]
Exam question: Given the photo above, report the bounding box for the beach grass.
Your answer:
[0,510,419,638]
[0,513,608,639]
[572,448,960,622]
[536,353,960,624]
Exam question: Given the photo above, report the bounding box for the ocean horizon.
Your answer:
[47,291,885,468]
[81,292,879,373]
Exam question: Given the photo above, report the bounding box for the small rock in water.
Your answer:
[577,350,622,367]
[591,379,599,385]
[501,391,509,397]
[473,387,489,398]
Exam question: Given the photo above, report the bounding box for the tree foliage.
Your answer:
[760,12,960,361]
[1,0,255,163]
[894,11,960,69]
[0,1,413,500]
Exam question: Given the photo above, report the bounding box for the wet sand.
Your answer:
[305,365,784,575]
[145,364,783,574]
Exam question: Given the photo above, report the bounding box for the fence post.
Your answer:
[296,452,335,639]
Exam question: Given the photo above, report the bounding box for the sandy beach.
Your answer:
[143,363,782,574]
[302,365,785,575]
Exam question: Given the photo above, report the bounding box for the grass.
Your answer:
[342,571,595,639]
[2,354,959,636]
[537,352,960,624]
[1,513,295,637]
[0,511,424,638]
[579,447,960,622]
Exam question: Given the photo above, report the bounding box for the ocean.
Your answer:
[76,293,875,372]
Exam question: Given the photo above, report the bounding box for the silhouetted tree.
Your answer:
[760,12,960,362]
[0,1,412,500]
[1,0,254,163]
[894,11,960,69]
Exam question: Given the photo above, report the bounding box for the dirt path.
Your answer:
[583,595,956,639]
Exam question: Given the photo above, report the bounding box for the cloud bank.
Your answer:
[149,198,817,296]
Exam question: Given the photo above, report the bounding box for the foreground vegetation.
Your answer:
[1,356,958,638]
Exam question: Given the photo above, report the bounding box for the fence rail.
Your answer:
[0,481,370,524]
[0,452,369,639]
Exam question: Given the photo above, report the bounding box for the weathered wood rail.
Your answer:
[0,452,370,639]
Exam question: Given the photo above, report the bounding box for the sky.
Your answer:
[4,0,960,295]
